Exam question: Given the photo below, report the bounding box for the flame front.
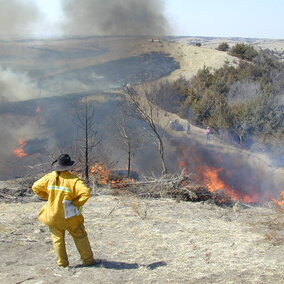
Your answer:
[177,143,262,204]
[12,138,28,158]
[197,166,260,203]
[272,191,284,207]
[90,163,110,185]
[90,163,136,188]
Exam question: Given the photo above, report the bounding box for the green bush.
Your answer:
[216,42,229,52]
[229,43,258,61]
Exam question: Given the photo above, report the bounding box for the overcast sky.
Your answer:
[4,0,284,38]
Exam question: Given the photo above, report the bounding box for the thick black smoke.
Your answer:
[62,0,170,36]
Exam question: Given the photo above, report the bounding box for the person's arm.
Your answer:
[32,176,49,200]
[72,179,91,208]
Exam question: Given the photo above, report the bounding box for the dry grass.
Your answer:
[0,37,234,82]
[1,194,284,283]
[251,204,284,247]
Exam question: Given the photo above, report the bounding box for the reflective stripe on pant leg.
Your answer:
[49,226,69,267]
[68,224,95,265]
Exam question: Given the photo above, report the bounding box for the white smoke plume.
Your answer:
[0,67,40,102]
[0,0,41,36]
[62,0,170,36]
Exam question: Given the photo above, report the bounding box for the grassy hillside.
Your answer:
[0,36,235,84]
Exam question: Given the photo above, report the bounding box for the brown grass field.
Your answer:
[1,193,284,284]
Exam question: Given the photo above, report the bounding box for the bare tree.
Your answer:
[73,99,101,183]
[123,76,168,175]
[113,110,141,178]
[227,81,263,106]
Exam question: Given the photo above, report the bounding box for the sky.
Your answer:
[7,0,284,39]
[164,0,284,39]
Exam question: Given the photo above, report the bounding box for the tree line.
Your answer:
[155,44,284,152]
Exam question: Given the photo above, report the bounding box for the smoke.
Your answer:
[0,0,41,36]
[0,1,44,102]
[62,0,170,36]
[0,67,41,102]
[0,0,170,37]
[171,137,283,201]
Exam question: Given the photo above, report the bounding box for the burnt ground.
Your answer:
[39,52,180,91]
[1,191,284,284]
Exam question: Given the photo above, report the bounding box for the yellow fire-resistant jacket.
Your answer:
[32,171,91,229]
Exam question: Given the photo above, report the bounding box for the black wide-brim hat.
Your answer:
[51,154,75,171]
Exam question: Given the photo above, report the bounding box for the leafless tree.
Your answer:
[227,81,263,106]
[113,110,142,178]
[123,76,168,175]
[73,99,101,183]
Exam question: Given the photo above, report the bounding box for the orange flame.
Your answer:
[90,163,136,188]
[272,191,284,206]
[177,143,263,203]
[90,163,111,185]
[12,138,28,158]
[197,166,260,203]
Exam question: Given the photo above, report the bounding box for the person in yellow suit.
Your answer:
[32,154,95,267]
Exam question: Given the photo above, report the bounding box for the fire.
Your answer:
[90,163,110,185]
[90,163,137,188]
[197,166,260,203]
[272,191,284,207]
[12,138,28,158]
[176,143,267,204]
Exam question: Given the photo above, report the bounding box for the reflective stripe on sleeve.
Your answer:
[47,185,71,193]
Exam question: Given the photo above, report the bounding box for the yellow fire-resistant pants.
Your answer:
[49,224,95,267]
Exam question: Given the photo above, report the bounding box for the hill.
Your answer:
[0,36,236,180]
[0,36,282,99]
[171,36,284,61]
[0,36,235,95]
[1,36,284,283]
[0,36,283,192]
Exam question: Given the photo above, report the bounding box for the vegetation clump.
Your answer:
[229,43,259,61]
[216,42,229,52]
[156,50,284,154]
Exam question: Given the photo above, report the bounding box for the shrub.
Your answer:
[229,43,258,61]
[216,42,229,52]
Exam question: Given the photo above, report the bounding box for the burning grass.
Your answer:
[12,138,28,158]
[92,172,238,207]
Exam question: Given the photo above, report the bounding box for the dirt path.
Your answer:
[1,195,284,283]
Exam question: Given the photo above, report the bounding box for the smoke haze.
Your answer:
[0,67,40,102]
[0,0,41,36]
[62,0,170,36]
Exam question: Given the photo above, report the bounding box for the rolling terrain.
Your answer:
[0,35,284,283]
